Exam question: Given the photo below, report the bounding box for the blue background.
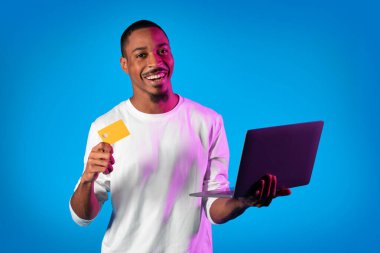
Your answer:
[1,0,379,252]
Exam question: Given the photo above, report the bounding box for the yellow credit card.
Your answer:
[98,119,130,144]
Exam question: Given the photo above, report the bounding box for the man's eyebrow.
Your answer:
[132,46,147,53]
[157,43,169,47]
[131,43,169,53]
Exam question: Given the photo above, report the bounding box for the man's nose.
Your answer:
[147,53,162,68]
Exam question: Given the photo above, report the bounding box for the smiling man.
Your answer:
[120,26,176,108]
[69,20,290,253]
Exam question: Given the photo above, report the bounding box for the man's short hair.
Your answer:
[120,20,169,57]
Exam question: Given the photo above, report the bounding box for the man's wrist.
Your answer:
[228,198,250,211]
[79,178,94,188]
[239,199,251,210]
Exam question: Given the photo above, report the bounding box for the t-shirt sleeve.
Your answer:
[69,122,110,226]
[203,114,230,224]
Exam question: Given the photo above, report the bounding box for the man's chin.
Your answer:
[149,90,169,103]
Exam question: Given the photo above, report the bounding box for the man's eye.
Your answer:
[158,49,168,55]
[136,53,147,58]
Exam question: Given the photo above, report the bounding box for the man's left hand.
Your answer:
[239,174,291,208]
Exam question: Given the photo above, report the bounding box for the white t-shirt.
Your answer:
[70,96,230,253]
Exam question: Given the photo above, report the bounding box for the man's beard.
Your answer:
[149,90,169,103]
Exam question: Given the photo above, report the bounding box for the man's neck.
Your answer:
[130,92,179,114]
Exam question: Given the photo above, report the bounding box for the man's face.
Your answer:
[121,27,174,100]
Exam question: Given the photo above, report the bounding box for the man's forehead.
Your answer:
[127,27,169,49]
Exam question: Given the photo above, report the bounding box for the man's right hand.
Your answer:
[81,142,115,184]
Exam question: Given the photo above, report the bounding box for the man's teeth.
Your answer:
[146,72,166,80]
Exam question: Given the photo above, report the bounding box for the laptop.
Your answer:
[189,121,324,198]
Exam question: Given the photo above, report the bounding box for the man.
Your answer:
[70,20,290,252]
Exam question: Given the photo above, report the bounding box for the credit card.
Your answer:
[98,119,130,144]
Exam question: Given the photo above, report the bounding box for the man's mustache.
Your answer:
[142,67,168,77]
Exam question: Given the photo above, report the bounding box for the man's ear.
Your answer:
[120,57,129,74]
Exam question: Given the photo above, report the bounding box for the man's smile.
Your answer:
[145,72,166,80]
[142,68,169,83]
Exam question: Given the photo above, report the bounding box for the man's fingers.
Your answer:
[86,143,115,179]
[258,174,272,202]
[264,174,273,198]
[261,175,273,206]
[92,142,107,151]
[244,174,291,208]
[90,151,112,160]
[271,175,277,199]
[276,188,292,197]
[90,152,115,165]
[88,163,108,173]
[256,174,278,207]
[89,159,114,174]
[82,144,115,183]
[255,180,265,202]
[101,142,113,154]
[92,142,113,154]
[106,163,114,174]
[89,143,115,169]
[88,158,109,168]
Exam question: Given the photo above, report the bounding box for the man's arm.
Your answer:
[204,116,291,224]
[209,198,249,224]
[209,174,291,224]
[70,142,114,220]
